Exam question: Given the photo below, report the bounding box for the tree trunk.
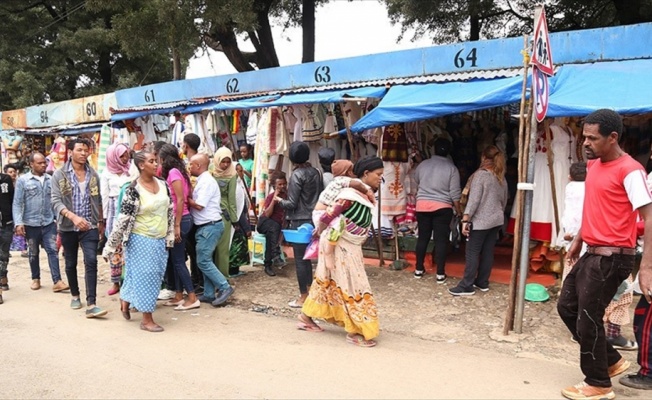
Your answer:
[98,50,112,87]
[204,27,256,72]
[172,47,182,80]
[612,0,649,24]
[469,13,480,41]
[302,0,315,63]
[254,8,280,68]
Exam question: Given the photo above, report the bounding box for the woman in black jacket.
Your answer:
[279,142,323,308]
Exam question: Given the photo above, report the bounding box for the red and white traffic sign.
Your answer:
[533,67,549,122]
[531,6,554,76]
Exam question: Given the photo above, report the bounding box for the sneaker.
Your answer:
[197,295,215,303]
[273,257,287,268]
[52,280,69,292]
[414,269,425,279]
[473,284,489,292]
[70,298,82,310]
[620,373,652,390]
[608,358,630,378]
[264,265,276,277]
[85,306,108,319]
[561,381,614,400]
[448,286,475,296]
[436,274,447,284]
[157,289,175,300]
[212,286,235,307]
[30,279,41,290]
[607,335,638,351]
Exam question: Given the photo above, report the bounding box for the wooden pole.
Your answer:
[375,130,385,267]
[340,101,358,163]
[503,35,531,335]
[544,120,561,241]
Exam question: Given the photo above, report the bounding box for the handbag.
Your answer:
[303,238,319,260]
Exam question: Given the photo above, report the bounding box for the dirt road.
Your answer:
[0,253,648,399]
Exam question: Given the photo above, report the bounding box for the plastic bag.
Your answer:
[303,238,319,260]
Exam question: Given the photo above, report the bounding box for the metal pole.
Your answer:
[514,24,542,332]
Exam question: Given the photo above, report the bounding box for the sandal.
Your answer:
[163,299,184,307]
[140,323,164,333]
[346,335,377,348]
[120,300,131,321]
[288,299,303,308]
[297,314,323,332]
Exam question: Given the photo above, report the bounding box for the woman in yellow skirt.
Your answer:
[299,156,384,347]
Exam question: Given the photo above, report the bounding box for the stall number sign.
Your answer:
[81,95,107,122]
[531,6,554,76]
[2,109,26,129]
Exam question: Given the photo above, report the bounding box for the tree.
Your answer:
[0,0,177,110]
[200,0,328,72]
[383,0,652,44]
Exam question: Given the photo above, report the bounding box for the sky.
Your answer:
[186,0,433,79]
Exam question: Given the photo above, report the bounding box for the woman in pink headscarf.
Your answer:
[100,143,137,295]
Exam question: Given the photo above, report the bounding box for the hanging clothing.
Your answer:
[381,161,409,216]
[381,124,409,162]
[133,116,157,145]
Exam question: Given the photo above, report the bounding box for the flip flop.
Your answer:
[140,323,164,333]
[346,335,377,348]
[297,322,324,332]
[288,300,303,308]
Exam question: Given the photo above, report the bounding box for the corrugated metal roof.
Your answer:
[110,100,191,114]
[111,67,524,114]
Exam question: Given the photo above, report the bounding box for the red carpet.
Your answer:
[283,242,558,288]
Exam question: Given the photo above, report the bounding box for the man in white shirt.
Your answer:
[187,154,234,307]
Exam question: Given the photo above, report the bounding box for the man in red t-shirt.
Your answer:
[558,109,652,399]
[256,171,287,277]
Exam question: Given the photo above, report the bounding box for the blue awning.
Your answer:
[349,76,524,132]
[262,86,387,107]
[547,59,652,117]
[183,95,280,114]
[110,106,186,121]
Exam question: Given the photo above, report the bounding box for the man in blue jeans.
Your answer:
[51,138,107,318]
[187,154,234,307]
[13,152,68,292]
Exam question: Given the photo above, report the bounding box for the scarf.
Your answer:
[332,160,354,177]
[106,143,131,175]
[213,146,237,178]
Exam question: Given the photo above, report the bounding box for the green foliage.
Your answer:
[383,0,652,44]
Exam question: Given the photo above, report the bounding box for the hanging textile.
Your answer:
[268,107,288,156]
[97,124,111,176]
[381,161,410,216]
[300,104,323,142]
[245,110,259,146]
[381,124,409,162]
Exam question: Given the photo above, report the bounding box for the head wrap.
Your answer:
[332,160,354,177]
[289,141,310,164]
[353,156,383,178]
[318,147,336,172]
[213,146,236,178]
[106,143,131,175]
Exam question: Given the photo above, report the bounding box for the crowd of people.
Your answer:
[3,109,652,397]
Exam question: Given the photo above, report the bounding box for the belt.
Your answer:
[195,219,222,228]
[586,246,636,257]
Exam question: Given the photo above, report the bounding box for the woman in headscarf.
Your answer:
[100,143,136,296]
[298,156,384,348]
[279,142,323,308]
[212,147,243,277]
